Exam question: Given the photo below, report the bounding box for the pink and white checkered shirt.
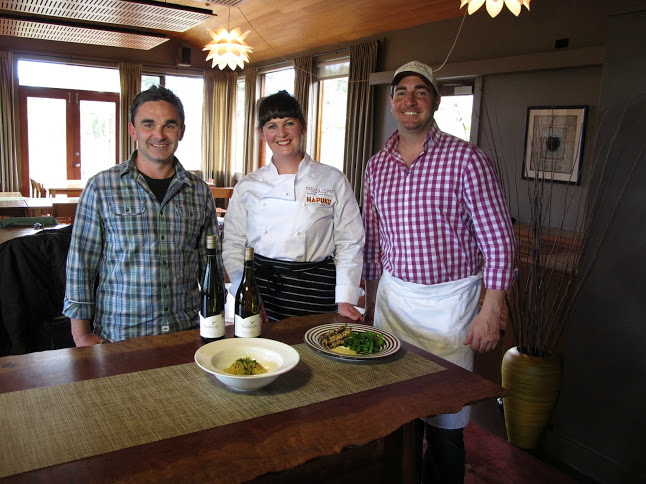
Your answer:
[363,122,516,290]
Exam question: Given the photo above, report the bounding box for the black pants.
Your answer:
[416,419,465,484]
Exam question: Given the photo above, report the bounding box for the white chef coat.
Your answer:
[374,270,482,429]
[223,154,365,305]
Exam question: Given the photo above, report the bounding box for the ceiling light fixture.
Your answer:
[203,7,252,70]
[460,0,531,17]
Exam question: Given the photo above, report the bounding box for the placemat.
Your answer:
[0,344,444,478]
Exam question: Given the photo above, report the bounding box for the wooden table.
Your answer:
[0,198,28,217]
[0,313,505,483]
[45,180,85,197]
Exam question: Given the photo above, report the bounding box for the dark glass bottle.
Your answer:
[234,247,262,338]
[199,235,226,343]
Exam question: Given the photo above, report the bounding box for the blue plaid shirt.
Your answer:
[63,153,221,342]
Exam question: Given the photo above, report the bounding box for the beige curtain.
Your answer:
[119,62,142,162]
[202,69,237,186]
[0,51,20,192]
[242,66,258,176]
[344,41,378,205]
[293,55,313,123]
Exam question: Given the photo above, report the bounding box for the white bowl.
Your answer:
[194,338,300,391]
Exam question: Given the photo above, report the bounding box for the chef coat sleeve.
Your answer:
[332,174,365,304]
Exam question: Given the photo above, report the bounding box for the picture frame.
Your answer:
[523,105,588,185]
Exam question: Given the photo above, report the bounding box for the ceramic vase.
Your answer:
[501,346,561,449]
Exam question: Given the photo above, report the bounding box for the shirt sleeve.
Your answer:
[222,184,247,297]
[463,147,517,291]
[62,178,103,320]
[332,174,365,304]
[362,158,383,281]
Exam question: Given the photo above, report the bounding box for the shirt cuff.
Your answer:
[483,268,518,291]
[335,284,360,305]
[62,298,95,320]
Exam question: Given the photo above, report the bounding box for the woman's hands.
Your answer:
[337,302,364,321]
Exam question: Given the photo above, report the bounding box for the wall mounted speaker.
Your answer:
[177,47,191,66]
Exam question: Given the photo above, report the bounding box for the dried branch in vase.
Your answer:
[481,104,640,358]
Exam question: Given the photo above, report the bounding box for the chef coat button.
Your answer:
[296,231,301,236]
[263,230,268,234]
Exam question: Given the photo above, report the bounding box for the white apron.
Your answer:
[374,270,482,429]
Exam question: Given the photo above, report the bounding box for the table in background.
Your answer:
[45,180,85,197]
[0,313,505,483]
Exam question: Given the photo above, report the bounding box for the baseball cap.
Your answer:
[391,61,438,95]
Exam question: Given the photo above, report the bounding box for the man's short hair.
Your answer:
[129,85,185,126]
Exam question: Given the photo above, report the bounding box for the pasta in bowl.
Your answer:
[194,338,300,391]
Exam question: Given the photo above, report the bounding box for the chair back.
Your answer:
[210,187,234,215]
[30,179,46,198]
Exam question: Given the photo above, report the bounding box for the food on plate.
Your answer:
[319,324,386,355]
[224,357,268,375]
[320,324,352,349]
[344,330,385,355]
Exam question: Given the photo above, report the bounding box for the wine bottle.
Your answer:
[234,247,262,338]
[199,235,226,343]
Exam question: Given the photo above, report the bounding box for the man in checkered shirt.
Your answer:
[362,61,516,484]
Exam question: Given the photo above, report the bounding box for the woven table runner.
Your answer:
[0,344,444,478]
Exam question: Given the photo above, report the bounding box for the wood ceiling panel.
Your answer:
[179,0,465,64]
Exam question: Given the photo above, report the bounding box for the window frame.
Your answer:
[18,85,119,195]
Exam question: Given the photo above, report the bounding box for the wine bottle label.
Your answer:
[199,312,225,338]
[234,313,261,337]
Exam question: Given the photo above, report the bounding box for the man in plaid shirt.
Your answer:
[64,86,220,345]
[362,61,516,483]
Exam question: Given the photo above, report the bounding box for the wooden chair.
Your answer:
[210,187,234,216]
[30,179,47,198]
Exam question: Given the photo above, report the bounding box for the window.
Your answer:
[435,83,475,142]
[17,60,120,194]
[314,60,349,171]
[140,74,204,171]
[262,68,294,97]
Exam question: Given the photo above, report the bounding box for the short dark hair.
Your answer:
[257,90,306,129]
[129,85,185,126]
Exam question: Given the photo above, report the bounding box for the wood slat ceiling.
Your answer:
[0,0,466,59]
[179,0,466,64]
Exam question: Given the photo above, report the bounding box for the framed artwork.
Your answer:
[523,106,588,185]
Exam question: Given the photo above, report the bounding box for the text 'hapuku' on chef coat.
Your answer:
[222,154,365,305]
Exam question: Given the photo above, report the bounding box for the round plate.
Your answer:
[303,323,401,361]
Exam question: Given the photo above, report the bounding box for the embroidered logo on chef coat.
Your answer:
[305,186,334,207]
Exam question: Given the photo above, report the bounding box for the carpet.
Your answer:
[464,423,579,483]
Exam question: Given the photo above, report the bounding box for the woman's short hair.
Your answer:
[257,90,306,129]
[129,85,185,126]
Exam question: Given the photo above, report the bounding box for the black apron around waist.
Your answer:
[253,253,337,321]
